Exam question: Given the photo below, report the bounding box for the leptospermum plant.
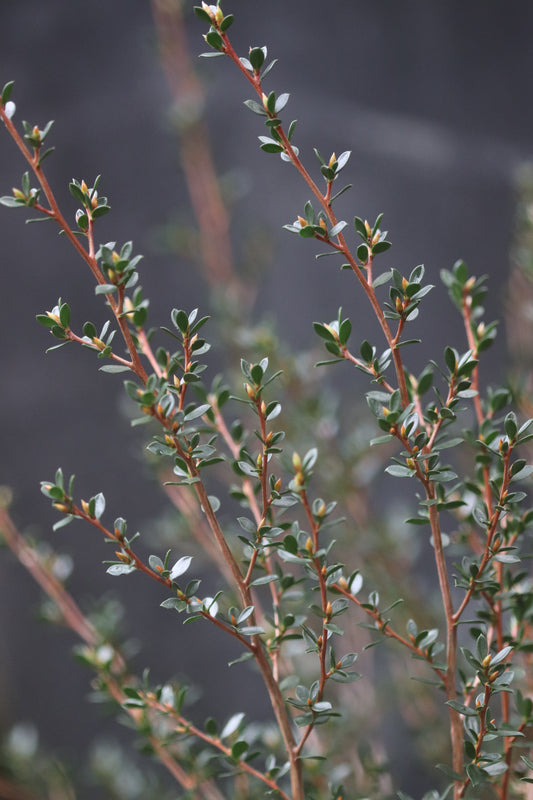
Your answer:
[1,3,533,799]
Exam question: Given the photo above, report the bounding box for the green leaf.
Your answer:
[357,244,369,263]
[446,699,478,717]
[161,597,187,612]
[250,574,279,586]
[372,241,391,255]
[205,30,223,50]
[329,220,347,237]
[193,6,212,22]
[274,92,290,113]
[373,270,393,288]
[99,364,132,373]
[95,283,117,295]
[313,322,336,342]
[504,411,518,439]
[385,464,416,478]
[1,81,14,104]
[228,651,255,667]
[53,515,74,531]
[0,196,23,208]
[261,59,278,79]
[444,346,457,373]
[221,712,244,739]
[183,403,210,422]
[231,740,248,760]
[339,318,351,345]
[243,99,267,116]
[219,13,234,31]
[107,563,136,576]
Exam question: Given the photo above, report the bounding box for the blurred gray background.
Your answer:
[0,0,532,795]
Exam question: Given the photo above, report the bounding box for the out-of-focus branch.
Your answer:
[151,0,249,303]
[0,499,224,800]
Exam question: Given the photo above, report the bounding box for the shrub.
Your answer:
[1,3,533,799]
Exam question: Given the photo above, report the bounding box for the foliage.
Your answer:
[1,3,533,800]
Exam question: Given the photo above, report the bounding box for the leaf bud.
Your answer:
[292,452,302,471]
[297,215,307,228]
[260,400,267,415]
[256,453,263,471]
[164,435,175,447]
[337,576,347,589]
[481,654,492,668]
[115,551,130,563]
[305,537,314,554]
[328,152,337,167]
[81,499,91,515]
[499,438,509,454]
[293,471,305,488]
[274,478,281,492]
[92,337,105,350]
[12,188,25,200]
[316,501,326,517]
[402,276,409,291]
[364,220,372,237]
[405,457,415,469]
[395,296,403,312]
[319,218,327,231]
[245,383,256,400]
[325,601,332,618]
[53,502,69,513]
[80,180,89,194]
[262,92,269,111]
